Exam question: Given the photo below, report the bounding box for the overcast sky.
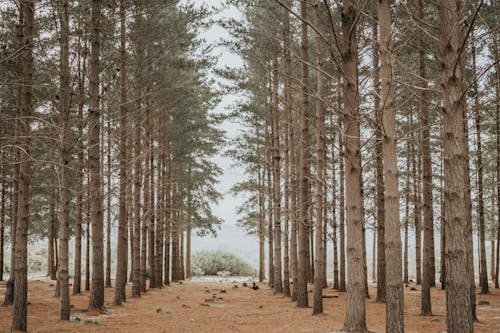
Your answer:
[188,0,261,261]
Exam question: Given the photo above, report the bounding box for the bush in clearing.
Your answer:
[191,250,256,277]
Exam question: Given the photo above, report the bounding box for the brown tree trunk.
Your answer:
[472,35,489,295]
[296,0,310,308]
[312,0,324,314]
[88,0,104,311]
[114,0,128,305]
[338,112,346,293]
[331,123,339,290]
[57,0,71,319]
[258,148,265,283]
[266,109,274,287]
[105,108,112,289]
[73,31,86,296]
[372,11,385,303]
[463,64,478,322]
[289,70,299,302]
[341,0,366,330]
[282,11,292,295]
[4,9,23,305]
[495,30,500,290]
[378,0,404,330]
[404,143,410,285]
[85,187,90,291]
[0,167,4,282]
[439,1,474,331]
[147,100,155,288]
[12,0,34,329]
[271,55,282,294]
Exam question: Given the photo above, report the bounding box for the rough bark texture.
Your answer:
[12,1,33,330]
[271,56,282,294]
[338,113,346,293]
[114,0,128,305]
[341,0,366,330]
[439,1,473,331]
[73,32,86,296]
[296,0,310,309]
[472,36,489,295]
[57,0,71,320]
[313,0,324,314]
[372,10,385,303]
[88,0,104,311]
[378,1,404,330]
[258,152,265,283]
[331,126,339,290]
[282,8,292,296]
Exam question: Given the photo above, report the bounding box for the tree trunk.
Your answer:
[338,112,346,293]
[341,0,366,330]
[373,9,385,301]
[378,1,404,330]
[147,101,155,288]
[289,67,299,302]
[313,0,324,314]
[472,35,489,295]
[105,106,112,289]
[85,189,90,291]
[258,149,265,283]
[266,110,274,287]
[296,0,311,308]
[331,122,339,290]
[0,166,4,282]
[73,31,86,296]
[271,55,282,294]
[282,11,292,294]
[495,30,500,290]
[439,1,474,331]
[88,0,104,311]
[114,0,128,305]
[57,0,71,319]
[12,0,34,329]
[404,145,410,285]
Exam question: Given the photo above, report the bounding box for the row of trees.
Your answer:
[0,0,223,331]
[228,0,498,332]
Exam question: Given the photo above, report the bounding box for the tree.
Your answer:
[296,0,311,309]
[12,0,34,330]
[341,0,366,330]
[378,0,404,330]
[88,0,104,311]
[56,0,71,320]
[439,0,474,331]
[312,0,325,315]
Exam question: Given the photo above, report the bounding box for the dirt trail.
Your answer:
[0,279,499,332]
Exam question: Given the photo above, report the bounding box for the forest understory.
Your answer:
[0,280,499,333]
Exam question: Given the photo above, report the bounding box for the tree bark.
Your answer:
[12,0,34,329]
[88,0,104,311]
[313,0,324,314]
[57,0,71,320]
[282,8,292,296]
[271,55,282,294]
[472,35,489,295]
[114,0,128,305]
[439,0,474,331]
[341,0,366,330]
[296,0,311,308]
[378,0,404,330]
[372,9,385,303]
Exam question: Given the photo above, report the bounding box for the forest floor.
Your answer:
[0,279,499,333]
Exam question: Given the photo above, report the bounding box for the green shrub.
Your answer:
[191,250,256,277]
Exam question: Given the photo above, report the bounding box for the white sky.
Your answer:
[190,0,260,261]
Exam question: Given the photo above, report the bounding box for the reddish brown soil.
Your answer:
[0,279,499,332]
